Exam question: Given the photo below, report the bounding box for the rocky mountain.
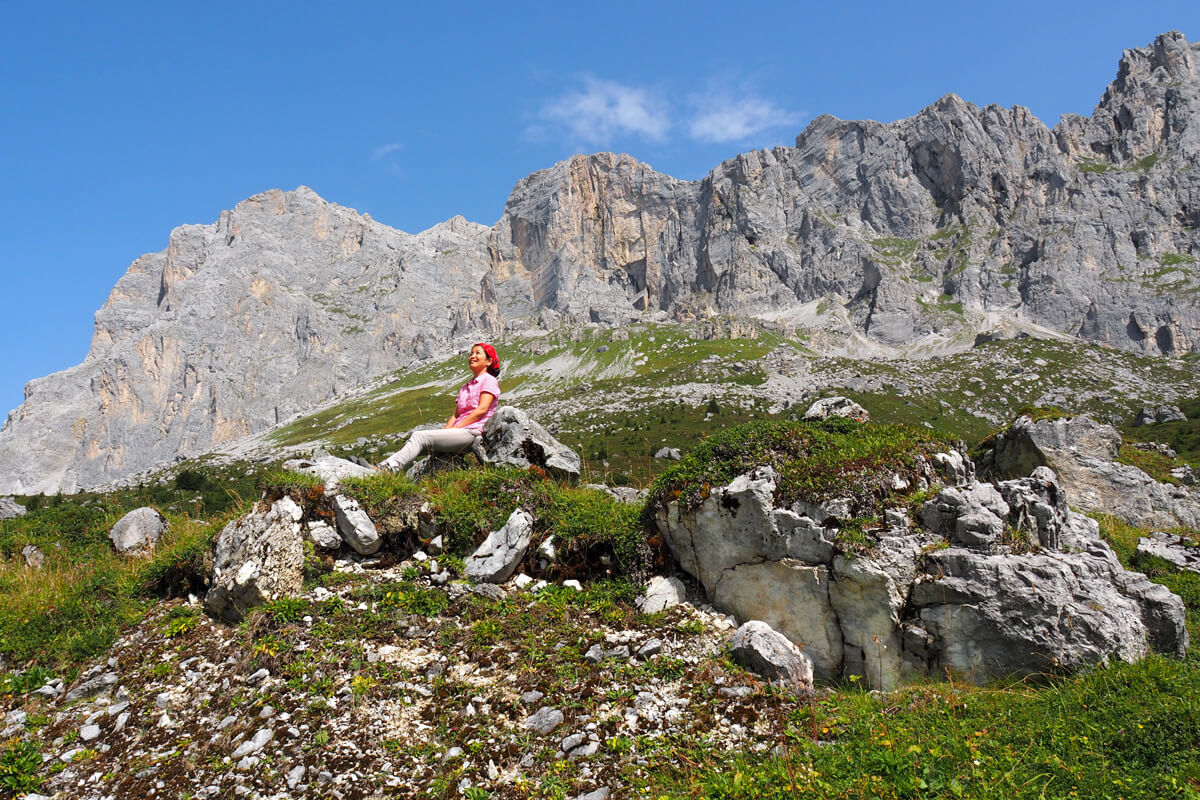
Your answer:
[3,32,1199,494]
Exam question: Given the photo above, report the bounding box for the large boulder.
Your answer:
[656,463,1188,687]
[205,497,305,622]
[108,507,169,555]
[978,414,1200,529]
[464,508,534,583]
[473,407,581,484]
[0,497,27,519]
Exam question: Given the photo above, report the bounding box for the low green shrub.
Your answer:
[0,738,43,795]
[421,467,649,576]
[647,418,948,520]
[338,471,422,519]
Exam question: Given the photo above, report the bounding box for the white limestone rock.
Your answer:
[728,620,814,691]
[108,507,169,555]
[205,497,305,622]
[333,494,381,555]
[465,509,533,583]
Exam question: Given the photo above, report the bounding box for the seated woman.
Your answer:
[380,343,501,473]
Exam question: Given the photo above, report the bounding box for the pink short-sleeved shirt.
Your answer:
[455,373,501,433]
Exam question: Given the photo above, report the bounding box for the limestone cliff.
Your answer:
[2,32,1199,494]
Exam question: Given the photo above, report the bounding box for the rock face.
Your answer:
[108,507,169,555]
[656,463,1187,687]
[4,32,1200,494]
[980,414,1200,528]
[206,497,305,622]
[473,407,581,484]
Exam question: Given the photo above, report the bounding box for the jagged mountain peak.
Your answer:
[3,31,1200,495]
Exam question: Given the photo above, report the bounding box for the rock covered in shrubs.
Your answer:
[281,455,373,492]
[0,496,26,518]
[108,507,169,555]
[472,406,581,483]
[465,508,534,583]
[728,620,814,691]
[656,438,1189,687]
[802,396,869,422]
[205,497,305,622]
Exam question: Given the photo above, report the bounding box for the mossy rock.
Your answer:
[647,418,953,520]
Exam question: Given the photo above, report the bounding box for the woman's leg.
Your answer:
[380,428,478,472]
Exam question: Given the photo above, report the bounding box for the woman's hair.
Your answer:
[476,343,501,378]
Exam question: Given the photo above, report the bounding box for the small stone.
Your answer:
[246,668,270,686]
[231,727,274,759]
[521,707,564,735]
[636,638,663,659]
[563,579,583,592]
[561,732,586,752]
[584,644,604,664]
[520,690,545,706]
[79,724,101,742]
[287,765,306,789]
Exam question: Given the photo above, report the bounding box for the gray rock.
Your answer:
[21,544,44,569]
[802,396,870,422]
[520,690,544,706]
[464,508,533,583]
[473,407,581,484]
[306,520,341,551]
[332,494,381,555]
[728,620,815,691]
[0,497,26,519]
[659,463,1189,687]
[1137,532,1200,574]
[79,724,101,741]
[980,414,1200,529]
[520,706,564,735]
[654,447,682,460]
[637,575,687,614]
[572,788,610,800]
[205,497,305,622]
[64,672,118,703]
[108,507,169,555]
[231,727,274,758]
[636,638,663,658]
[281,455,374,493]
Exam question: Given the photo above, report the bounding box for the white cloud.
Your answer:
[687,93,802,143]
[372,142,403,160]
[538,77,670,145]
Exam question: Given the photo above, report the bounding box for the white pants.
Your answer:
[380,428,479,473]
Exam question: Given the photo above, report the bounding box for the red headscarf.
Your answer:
[475,342,500,372]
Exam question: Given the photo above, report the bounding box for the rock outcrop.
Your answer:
[979,414,1200,528]
[4,32,1200,494]
[656,461,1188,687]
[205,497,305,622]
[472,407,582,484]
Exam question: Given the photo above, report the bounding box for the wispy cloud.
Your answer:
[372,142,403,160]
[687,93,802,143]
[536,77,671,145]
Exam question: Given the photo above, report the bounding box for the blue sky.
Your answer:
[1,1,1198,418]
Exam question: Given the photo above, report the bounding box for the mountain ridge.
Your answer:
[3,31,1199,495]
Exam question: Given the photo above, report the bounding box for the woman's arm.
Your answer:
[452,392,495,429]
[443,411,459,430]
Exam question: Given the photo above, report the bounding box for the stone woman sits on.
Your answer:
[380,343,501,473]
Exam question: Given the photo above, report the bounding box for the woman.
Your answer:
[380,343,501,473]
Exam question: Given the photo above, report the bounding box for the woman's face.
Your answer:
[468,345,492,375]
